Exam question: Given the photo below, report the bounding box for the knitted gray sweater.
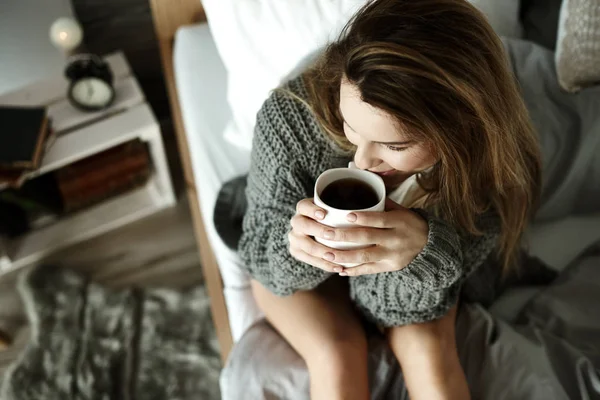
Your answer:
[239,77,501,327]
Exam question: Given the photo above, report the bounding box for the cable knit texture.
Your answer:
[556,0,600,92]
[239,77,501,327]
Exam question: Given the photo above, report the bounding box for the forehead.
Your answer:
[339,81,404,142]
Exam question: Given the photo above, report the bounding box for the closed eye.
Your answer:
[385,144,407,152]
[343,120,409,152]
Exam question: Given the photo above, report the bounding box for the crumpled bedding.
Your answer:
[221,242,600,400]
[456,242,600,399]
[503,39,600,221]
[219,37,600,399]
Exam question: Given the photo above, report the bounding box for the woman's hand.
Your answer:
[288,198,346,273]
[288,198,429,276]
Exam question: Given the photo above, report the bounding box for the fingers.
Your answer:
[347,206,408,228]
[289,230,387,268]
[345,211,390,228]
[296,198,327,220]
[289,231,336,263]
[324,245,387,265]
[288,240,340,273]
[291,214,390,244]
[339,262,388,277]
[290,214,336,239]
[326,226,386,244]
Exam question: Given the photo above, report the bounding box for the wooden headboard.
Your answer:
[148,0,233,362]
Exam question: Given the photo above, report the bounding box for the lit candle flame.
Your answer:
[50,17,83,51]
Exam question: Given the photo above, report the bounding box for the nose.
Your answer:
[353,144,381,171]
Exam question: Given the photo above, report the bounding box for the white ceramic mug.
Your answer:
[313,163,386,267]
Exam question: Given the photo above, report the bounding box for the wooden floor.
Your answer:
[0,197,204,378]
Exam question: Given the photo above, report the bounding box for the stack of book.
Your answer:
[0,106,54,188]
[0,107,151,241]
[55,140,151,213]
[0,106,57,241]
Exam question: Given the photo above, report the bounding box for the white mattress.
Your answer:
[173,23,600,344]
[173,24,263,341]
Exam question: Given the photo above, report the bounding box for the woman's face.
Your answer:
[339,80,437,188]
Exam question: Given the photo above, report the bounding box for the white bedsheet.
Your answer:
[173,23,600,345]
[174,24,262,341]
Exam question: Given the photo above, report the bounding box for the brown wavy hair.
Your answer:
[302,0,542,271]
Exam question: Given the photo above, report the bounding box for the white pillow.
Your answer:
[203,0,523,151]
[202,0,365,151]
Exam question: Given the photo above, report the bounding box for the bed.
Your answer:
[172,23,264,344]
[148,0,235,361]
[148,0,600,396]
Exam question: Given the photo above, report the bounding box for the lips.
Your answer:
[369,169,396,177]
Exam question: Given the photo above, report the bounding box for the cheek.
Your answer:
[386,148,435,171]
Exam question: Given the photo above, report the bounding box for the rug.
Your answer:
[0,265,221,400]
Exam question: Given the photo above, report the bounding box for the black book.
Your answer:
[0,106,49,170]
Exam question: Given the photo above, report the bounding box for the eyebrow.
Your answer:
[342,118,413,146]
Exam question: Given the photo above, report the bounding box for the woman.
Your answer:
[239,0,542,398]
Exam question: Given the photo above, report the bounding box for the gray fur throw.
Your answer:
[1,265,221,400]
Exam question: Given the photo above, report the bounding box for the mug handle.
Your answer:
[348,161,358,169]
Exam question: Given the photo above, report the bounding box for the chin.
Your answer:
[382,170,413,186]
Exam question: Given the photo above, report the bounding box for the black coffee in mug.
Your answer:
[320,178,380,210]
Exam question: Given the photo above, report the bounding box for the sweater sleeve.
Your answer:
[349,210,501,327]
[238,95,331,297]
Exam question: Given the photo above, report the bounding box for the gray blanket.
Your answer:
[1,266,221,400]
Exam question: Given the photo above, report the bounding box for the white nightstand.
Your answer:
[0,52,175,275]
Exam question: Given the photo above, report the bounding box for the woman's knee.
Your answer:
[386,306,459,363]
[306,331,368,373]
[250,280,367,362]
[297,299,368,367]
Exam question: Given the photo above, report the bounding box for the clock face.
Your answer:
[70,78,114,109]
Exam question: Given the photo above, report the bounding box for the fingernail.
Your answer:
[339,272,348,276]
[315,210,325,219]
[324,230,334,240]
[333,267,342,273]
[323,252,335,261]
[346,213,357,222]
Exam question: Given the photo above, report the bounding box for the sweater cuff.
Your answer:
[396,209,463,290]
[252,249,332,297]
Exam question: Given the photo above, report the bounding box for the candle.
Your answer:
[49,17,83,52]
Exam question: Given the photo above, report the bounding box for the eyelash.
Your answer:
[386,145,407,152]
[343,122,407,152]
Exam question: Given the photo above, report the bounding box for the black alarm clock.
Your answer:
[65,54,115,112]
